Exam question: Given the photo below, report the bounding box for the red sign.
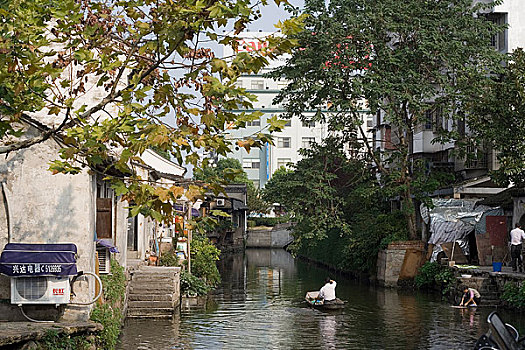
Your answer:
[236,40,268,53]
[53,288,65,296]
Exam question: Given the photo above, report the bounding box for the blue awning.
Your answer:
[96,239,119,253]
[174,204,200,217]
[0,243,78,277]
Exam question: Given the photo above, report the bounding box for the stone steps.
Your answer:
[128,300,174,309]
[126,266,181,319]
[127,308,175,318]
[128,294,174,302]
[130,285,175,294]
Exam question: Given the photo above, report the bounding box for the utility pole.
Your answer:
[186,201,192,275]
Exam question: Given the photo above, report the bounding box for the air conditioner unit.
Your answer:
[11,276,70,305]
[97,247,110,274]
[216,198,225,207]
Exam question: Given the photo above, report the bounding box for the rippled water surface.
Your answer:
[119,249,525,349]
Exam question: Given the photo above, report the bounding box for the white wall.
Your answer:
[494,1,525,51]
[0,133,97,320]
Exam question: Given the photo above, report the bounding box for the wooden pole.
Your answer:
[95,250,103,305]
[186,202,192,275]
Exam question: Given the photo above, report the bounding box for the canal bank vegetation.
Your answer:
[501,282,525,309]
[262,139,409,275]
[36,329,93,350]
[414,262,456,297]
[90,259,126,350]
[159,230,221,296]
[190,232,221,288]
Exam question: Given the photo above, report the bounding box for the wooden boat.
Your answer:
[305,291,346,310]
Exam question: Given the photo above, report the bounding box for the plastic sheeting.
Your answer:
[424,199,502,262]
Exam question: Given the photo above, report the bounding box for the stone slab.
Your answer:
[0,321,102,346]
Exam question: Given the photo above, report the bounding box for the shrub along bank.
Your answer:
[31,259,126,350]
[501,282,525,309]
[90,259,126,349]
[414,262,456,297]
[262,140,411,277]
[159,231,221,296]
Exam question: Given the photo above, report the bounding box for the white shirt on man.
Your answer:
[319,280,337,301]
[510,227,525,245]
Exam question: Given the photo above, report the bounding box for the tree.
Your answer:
[271,0,504,239]
[194,158,249,183]
[1,0,302,223]
[261,166,294,211]
[263,137,408,272]
[469,49,525,187]
[263,138,373,246]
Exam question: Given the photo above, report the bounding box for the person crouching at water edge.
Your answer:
[459,286,481,307]
[318,277,337,304]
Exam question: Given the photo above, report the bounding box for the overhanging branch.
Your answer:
[0,109,70,154]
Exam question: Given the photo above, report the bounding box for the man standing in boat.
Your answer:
[319,277,337,304]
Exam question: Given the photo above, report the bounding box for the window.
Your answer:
[284,120,292,127]
[246,119,260,127]
[423,110,433,130]
[487,13,506,52]
[277,81,288,90]
[423,106,443,131]
[251,80,264,90]
[242,159,260,169]
[302,137,315,148]
[277,158,292,168]
[234,80,243,88]
[302,120,315,128]
[465,144,488,170]
[277,137,291,148]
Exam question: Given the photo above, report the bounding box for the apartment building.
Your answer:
[371,1,525,198]
[224,32,373,188]
[223,33,325,188]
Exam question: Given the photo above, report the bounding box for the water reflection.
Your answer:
[319,315,337,350]
[119,249,525,349]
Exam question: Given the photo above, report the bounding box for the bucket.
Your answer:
[492,262,502,272]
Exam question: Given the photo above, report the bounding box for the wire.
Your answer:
[18,305,55,323]
[69,272,103,306]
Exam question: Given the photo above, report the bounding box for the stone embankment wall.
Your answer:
[451,267,525,307]
[376,241,426,287]
[246,223,293,248]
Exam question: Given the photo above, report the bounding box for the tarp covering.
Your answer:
[0,243,78,277]
[96,239,119,253]
[425,199,503,262]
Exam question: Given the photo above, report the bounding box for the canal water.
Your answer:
[119,249,525,349]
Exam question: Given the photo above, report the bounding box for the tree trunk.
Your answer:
[401,124,418,240]
[402,191,418,240]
